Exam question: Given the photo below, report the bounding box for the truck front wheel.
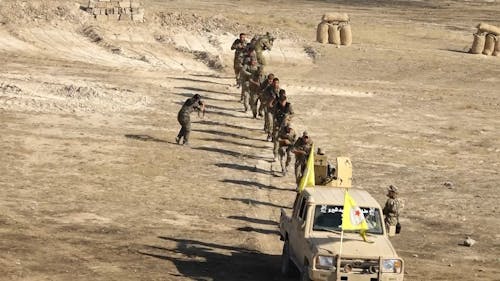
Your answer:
[300,264,311,281]
[281,240,293,276]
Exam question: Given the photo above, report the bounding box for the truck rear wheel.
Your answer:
[281,240,293,276]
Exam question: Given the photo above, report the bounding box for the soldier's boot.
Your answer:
[175,136,180,144]
[258,102,264,117]
[251,103,258,118]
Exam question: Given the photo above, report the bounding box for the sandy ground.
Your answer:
[0,0,499,281]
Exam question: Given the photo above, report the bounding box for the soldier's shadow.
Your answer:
[124,134,173,144]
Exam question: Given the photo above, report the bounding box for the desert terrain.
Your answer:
[0,0,499,280]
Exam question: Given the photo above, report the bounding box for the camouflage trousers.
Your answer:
[278,145,293,173]
[233,59,242,84]
[295,159,306,185]
[263,108,273,137]
[176,114,191,144]
[249,90,260,118]
[241,82,250,112]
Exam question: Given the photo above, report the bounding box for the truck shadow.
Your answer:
[138,237,284,281]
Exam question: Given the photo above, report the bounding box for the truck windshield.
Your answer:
[313,205,383,235]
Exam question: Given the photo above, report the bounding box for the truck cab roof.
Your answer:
[302,187,381,209]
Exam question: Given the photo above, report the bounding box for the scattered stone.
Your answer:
[412,254,419,258]
[443,181,454,189]
[463,236,476,247]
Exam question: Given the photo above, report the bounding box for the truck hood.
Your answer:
[309,232,399,258]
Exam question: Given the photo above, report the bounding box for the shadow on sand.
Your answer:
[194,120,262,132]
[175,86,233,96]
[138,237,282,281]
[215,162,272,175]
[228,215,278,226]
[175,92,237,103]
[221,197,291,209]
[221,179,294,192]
[193,129,264,142]
[125,134,172,144]
[193,146,269,161]
[166,76,230,86]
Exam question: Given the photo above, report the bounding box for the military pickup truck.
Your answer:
[279,157,404,281]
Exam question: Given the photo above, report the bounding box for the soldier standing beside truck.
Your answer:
[383,185,403,236]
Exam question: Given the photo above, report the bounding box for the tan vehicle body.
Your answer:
[279,157,404,281]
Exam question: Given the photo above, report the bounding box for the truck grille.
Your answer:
[340,258,379,274]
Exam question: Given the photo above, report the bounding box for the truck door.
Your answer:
[290,195,308,266]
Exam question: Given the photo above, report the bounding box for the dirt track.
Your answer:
[1,1,500,281]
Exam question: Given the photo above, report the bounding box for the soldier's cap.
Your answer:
[193,94,201,100]
[387,185,399,193]
[302,131,308,137]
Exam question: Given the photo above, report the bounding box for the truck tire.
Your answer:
[300,264,311,281]
[281,240,293,276]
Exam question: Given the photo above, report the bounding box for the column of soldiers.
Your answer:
[231,32,314,183]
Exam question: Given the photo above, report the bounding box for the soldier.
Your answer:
[272,90,294,161]
[262,77,280,141]
[277,124,297,176]
[230,33,248,87]
[175,94,205,146]
[258,73,274,117]
[253,32,274,73]
[240,58,262,117]
[292,131,314,185]
[383,185,402,235]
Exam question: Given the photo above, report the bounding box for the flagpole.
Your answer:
[337,188,346,281]
[336,229,344,281]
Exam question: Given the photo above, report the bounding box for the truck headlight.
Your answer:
[381,259,403,273]
[316,255,335,269]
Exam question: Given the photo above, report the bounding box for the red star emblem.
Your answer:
[355,209,361,217]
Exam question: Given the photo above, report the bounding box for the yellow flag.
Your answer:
[297,144,315,193]
[342,189,369,241]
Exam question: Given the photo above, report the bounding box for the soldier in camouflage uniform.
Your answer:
[230,33,248,87]
[383,185,402,231]
[277,123,297,176]
[258,73,274,117]
[262,77,280,141]
[292,131,314,185]
[176,94,205,146]
[240,58,263,118]
[272,90,294,161]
